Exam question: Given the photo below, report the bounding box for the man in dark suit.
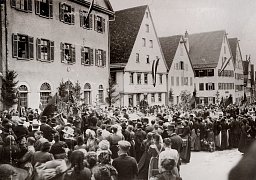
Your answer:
[112,140,138,180]
[40,116,57,142]
[167,125,183,154]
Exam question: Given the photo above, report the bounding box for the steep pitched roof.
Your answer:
[189,30,225,69]
[110,5,148,64]
[159,35,182,69]
[228,38,238,65]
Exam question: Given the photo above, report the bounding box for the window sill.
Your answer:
[12,8,32,13]
[60,20,74,25]
[16,57,31,61]
[62,62,76,65]
[82,26,92,30]
[38,59,53,63]
[36,14,53,19]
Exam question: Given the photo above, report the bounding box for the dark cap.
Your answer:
[41,116,47,123]
[118,140,131,151]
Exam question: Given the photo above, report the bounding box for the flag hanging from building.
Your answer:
[85,0,94,21]
[243,60,250,87]
[152,58,160,87]
[219,57,232,74]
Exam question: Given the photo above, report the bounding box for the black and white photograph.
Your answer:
[0,0,255,179]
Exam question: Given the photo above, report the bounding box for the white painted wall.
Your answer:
[120,7,168,107]
[168,37,195,105]
[6,0,111,109]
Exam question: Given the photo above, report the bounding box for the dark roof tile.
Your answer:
[159,35,182,69]
[189,30,225,69]
[228,38,238,66]
[110,5,147,64]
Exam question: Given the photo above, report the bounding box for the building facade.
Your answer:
[110,5,168,107]
[159,33,195,105]
[0,0,114,109]
[189,30,236,105]
[228,38,244,104]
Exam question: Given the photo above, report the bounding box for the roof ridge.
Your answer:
[190,29,226,36]
[159,35,183,39]
[115,5,148,12]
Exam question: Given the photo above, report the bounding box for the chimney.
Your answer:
[184,30,189,52]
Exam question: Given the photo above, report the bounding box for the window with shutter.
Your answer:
[59,3,64,21]
[36,38,41,60]
[102,50,106,67]
[71,45,76,63]
[35,0,40,14]
[28,37,34,59]
[102,18,105,33]
[49,0,53,18]
[60,42,64,63]
[12,0,32,12]
[81,47,85,65]
[80,11,92,29]
[206,83,208,90]
[89,14,93,29]
[71,8,75,24]
[12,34,18,58]
[17,34,29,59]
[50,41,54,61]
[94,15,97,31]
[95,49,98,66]
[60,3,74,25]
[89,48,93,65]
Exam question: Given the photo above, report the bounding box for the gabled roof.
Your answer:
[159,35,182,69]
[110,5,148,64]
[189,30,226,69]
[228,38,238,65]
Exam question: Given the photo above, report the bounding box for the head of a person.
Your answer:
[147,132,154,141]
[111,125,118,134]
[118,140,131,155]
[163,138,172,148]
[41,141,51,152]
[98,151,111,164]
[0,164,18,180]
[98,140,110,151]
[76,136,84,146]
[161,158,175,171]
[70,150,84,173]
[34,131,43,140]
[27,137,36,146]
[153,134,162,145]
[53,133,60,142]
[92,166,111,180]
[86,152,97,169]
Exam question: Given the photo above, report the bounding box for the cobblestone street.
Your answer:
[181,149,242,180]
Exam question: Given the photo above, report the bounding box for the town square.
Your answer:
[0,0,255,180]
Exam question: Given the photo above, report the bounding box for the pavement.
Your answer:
[180,149,242,180]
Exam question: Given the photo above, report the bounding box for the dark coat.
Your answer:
[112,154,138,180]
[169,134,183,154]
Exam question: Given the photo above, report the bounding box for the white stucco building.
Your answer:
[0,0,114,109]
[159,33,195,105]
[189,30,236,105]
[110,5,168,107]
[228,38,244,104]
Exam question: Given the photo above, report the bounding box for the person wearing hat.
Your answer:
[112,140,138,180]
[134,122,146,162]
[167,124,183,154]
[13,118,29,142]
[40,116,57,142]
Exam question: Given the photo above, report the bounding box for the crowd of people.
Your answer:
[0,104,255,180]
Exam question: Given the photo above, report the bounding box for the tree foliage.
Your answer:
[1,70,18,109]
[105,78,119,106]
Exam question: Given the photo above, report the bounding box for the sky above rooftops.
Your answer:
[109,0,256,63]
